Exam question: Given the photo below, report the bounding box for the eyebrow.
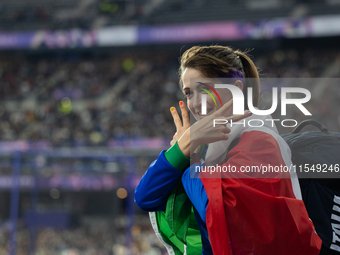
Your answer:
[197,82,214,87]
[182,82,214,92]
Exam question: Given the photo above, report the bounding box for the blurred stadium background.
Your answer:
[0,0,340,254]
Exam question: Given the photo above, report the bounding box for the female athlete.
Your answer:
[135,45,321,255]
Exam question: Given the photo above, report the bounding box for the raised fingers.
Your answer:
[170,107,182,130]
[179,101,190,128]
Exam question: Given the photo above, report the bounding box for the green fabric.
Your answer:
[155,182,202,255]
[155,211,184,255]
[164,141,190,172]
[186,212,202,255]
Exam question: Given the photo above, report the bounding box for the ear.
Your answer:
[234,80,243,92]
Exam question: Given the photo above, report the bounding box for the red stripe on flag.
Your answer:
[200,131,321,255]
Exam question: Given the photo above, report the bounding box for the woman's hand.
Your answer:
[169,101,190,146]
[176,99,252,158]
[190,99,251,151]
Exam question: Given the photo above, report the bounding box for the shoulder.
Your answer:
[234,126,292,165]
[223,125,292,173]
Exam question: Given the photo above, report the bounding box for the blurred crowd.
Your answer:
[0,0,336,31]
[0,51,180,146]
[0,215,167,255]
[1,48,340,147]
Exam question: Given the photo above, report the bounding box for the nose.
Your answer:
[191,92,202,114]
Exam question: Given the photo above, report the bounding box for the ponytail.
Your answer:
[235,50,260,109]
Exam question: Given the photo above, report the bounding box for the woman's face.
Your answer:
[182,67,234,120]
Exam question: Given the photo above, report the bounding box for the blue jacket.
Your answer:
[135,144,212,255]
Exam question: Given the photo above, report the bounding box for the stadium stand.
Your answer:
[0,47,339,147]
[2,0,340,30]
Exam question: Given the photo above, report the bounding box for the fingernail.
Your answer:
[179,101,183,106]
[248,111,252,115]
[170,107,175,111]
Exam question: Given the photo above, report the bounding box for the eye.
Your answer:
[184,90,193,98]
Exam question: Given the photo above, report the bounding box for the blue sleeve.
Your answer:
[181,164,209,223]
[134,150,183,212]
